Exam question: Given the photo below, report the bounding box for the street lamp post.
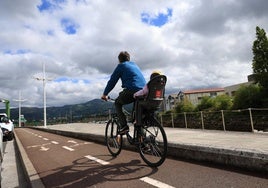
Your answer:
[14,91,26,127]
[34,62,52,128]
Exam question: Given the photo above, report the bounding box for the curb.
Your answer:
[168,143,268,172]
[14,132,45,188]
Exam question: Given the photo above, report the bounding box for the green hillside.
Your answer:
[1,99,116,123]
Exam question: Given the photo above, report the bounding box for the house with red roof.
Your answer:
[165,75,255,111]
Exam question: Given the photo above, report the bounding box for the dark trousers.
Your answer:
[115,89,136,127]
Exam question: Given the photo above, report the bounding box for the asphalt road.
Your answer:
[15,128,268,188]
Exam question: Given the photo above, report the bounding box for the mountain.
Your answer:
[1,99,119,122]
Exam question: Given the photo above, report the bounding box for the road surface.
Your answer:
[15,128,268,188]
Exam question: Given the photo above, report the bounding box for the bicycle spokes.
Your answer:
[109,135,120,149]
[105,120,123,157]
[138,118,167,167]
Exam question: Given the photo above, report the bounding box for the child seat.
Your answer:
[140,75,167,111]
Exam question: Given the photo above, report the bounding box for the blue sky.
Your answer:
[37,0,65,12]
[0,0,267,107]
[55,77,90,84]
[61,18,78,34]
[141,8,172,27]
[39,0,171,34]
[38,0,78,35]
[4,49,31,55]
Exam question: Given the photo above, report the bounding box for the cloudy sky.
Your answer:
[0,0,267,109]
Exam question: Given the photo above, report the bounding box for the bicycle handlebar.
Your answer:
[101,96,115,102]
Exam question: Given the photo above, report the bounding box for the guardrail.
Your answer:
[44,108,268,133]
[160,108,268,132]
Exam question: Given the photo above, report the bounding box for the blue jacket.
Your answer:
[103,61,146,95]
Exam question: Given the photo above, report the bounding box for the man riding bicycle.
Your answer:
[101,51,146,134]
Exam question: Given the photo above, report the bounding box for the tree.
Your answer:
[196,95,232,111]
[213,95,233,111]
[252,26,268,92]
[232,85,262,109]
[196,96,213,111]
[174,99,195,113]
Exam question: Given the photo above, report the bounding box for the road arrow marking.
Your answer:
[40,146,49,151]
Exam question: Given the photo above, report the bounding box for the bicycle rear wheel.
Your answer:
[138,116,167,167]
[105,119,123,156]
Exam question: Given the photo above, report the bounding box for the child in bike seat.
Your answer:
[133,71,163,126]
[133,70,162,99]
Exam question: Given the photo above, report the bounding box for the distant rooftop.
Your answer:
[183,88,224,94]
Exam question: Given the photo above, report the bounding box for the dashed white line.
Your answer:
[51,141,59,144]
[140,177,175,188]
[62,146,74,151]
[68,140,77,144]
[85,155,110,165]
[43,138,49,141]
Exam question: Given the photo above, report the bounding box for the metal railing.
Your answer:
[160,108,268,132]
[52,108,268,133]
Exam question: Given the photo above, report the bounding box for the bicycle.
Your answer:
[104,75,168,167]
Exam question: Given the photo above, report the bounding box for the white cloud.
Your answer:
[0,0,267,109]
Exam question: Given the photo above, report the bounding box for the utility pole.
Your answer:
[14,91,27,127]
[34,62,52,128]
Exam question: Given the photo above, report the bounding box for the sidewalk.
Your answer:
[30,123,268,172]
[1,140,30,188]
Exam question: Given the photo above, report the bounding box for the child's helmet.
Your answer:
[150,70,162,79]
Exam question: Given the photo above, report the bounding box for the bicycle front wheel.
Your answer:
[105,119,123,157]
[139,116,168,167]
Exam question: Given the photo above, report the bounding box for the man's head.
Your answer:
[118,51,130,63]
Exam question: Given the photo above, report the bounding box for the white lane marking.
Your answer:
[68,140,77,144]
[62,146,74,151]
[85,155,110,165]
[27,143,51,149]
[38,135,42,138]
[140,177,175,188]
[43,138,49,141]
[27,145,40,148]
[69,142,91,147]
[51,141,59,144]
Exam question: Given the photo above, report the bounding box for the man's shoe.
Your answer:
[119,125,129,135]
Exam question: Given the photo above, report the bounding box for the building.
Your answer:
[165,92,182,111]
[224,74,255,97]
[224,82,252,97]
[165,75,255,111]
[183,88,225,106]
[166,88,225,110]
